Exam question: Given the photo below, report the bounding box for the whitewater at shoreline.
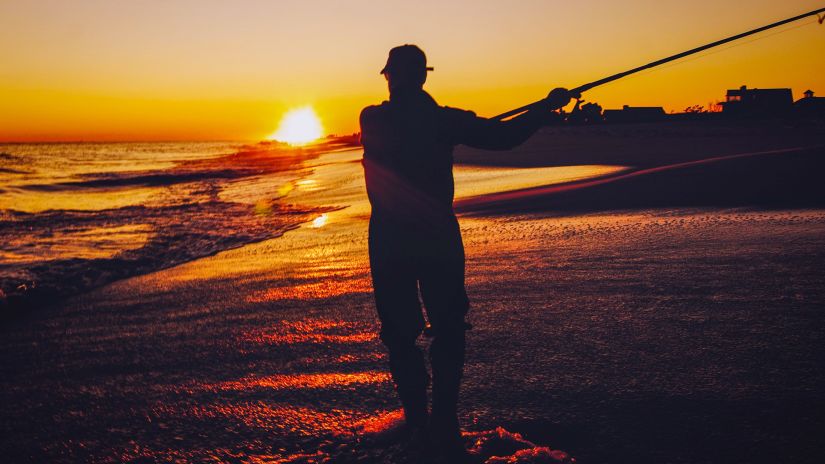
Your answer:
[0,140,352,313]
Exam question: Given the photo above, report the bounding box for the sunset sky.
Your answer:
[1,0,823,142]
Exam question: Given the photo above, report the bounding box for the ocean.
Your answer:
[0,141,326,311]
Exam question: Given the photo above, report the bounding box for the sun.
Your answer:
[268,106,323,145]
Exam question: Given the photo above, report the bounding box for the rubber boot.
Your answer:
[429,327,467,457]
[386,338,430,427]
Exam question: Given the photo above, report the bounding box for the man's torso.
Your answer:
[360,90,477,229]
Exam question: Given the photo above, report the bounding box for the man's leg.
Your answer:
[369,228,429,427]
[419,222,470,440]
[380,324,429,427]
[427,321,467,434]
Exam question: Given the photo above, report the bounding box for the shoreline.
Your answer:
[0,140,357,317]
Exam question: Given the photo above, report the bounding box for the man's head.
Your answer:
[380,44,433,91]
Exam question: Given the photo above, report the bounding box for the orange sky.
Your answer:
[1,0,823,142]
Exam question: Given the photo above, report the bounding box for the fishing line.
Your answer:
[586,19,818,94]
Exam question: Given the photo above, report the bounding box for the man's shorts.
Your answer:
[368,215,470,343]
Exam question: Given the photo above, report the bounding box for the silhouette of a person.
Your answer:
[360,44,572,459]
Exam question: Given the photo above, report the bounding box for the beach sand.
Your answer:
[2,121,825,463]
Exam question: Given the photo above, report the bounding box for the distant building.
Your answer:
[603,105,667,123]
[720,85,793,117]
[794,89,825,117]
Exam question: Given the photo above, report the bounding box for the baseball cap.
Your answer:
[380,44,434,75]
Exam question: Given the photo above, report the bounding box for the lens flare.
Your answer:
[268,106,323,145]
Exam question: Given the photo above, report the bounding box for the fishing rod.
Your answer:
[493,6,825,120]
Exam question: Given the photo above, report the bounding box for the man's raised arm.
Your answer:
[450,88,574,151]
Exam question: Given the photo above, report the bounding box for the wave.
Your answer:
[0,167,29,175]
[0,197,328,315]
[21,169,246,191]
[0,152,27,176]
[14,141,341,192]
[0,138,361,315]
[0,152,22,162]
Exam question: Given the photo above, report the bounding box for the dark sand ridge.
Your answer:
[457,145,825,214]
[454,119,825,214]
[1,122,824,463]
[454,119,825,168]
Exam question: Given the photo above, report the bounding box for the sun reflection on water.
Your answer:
[296,178,321,192]
[311,213,328,228]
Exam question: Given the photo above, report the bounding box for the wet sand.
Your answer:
[2,122,825,463]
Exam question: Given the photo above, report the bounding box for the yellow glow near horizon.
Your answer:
[1,1,823,141]
[268,107,323,145]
